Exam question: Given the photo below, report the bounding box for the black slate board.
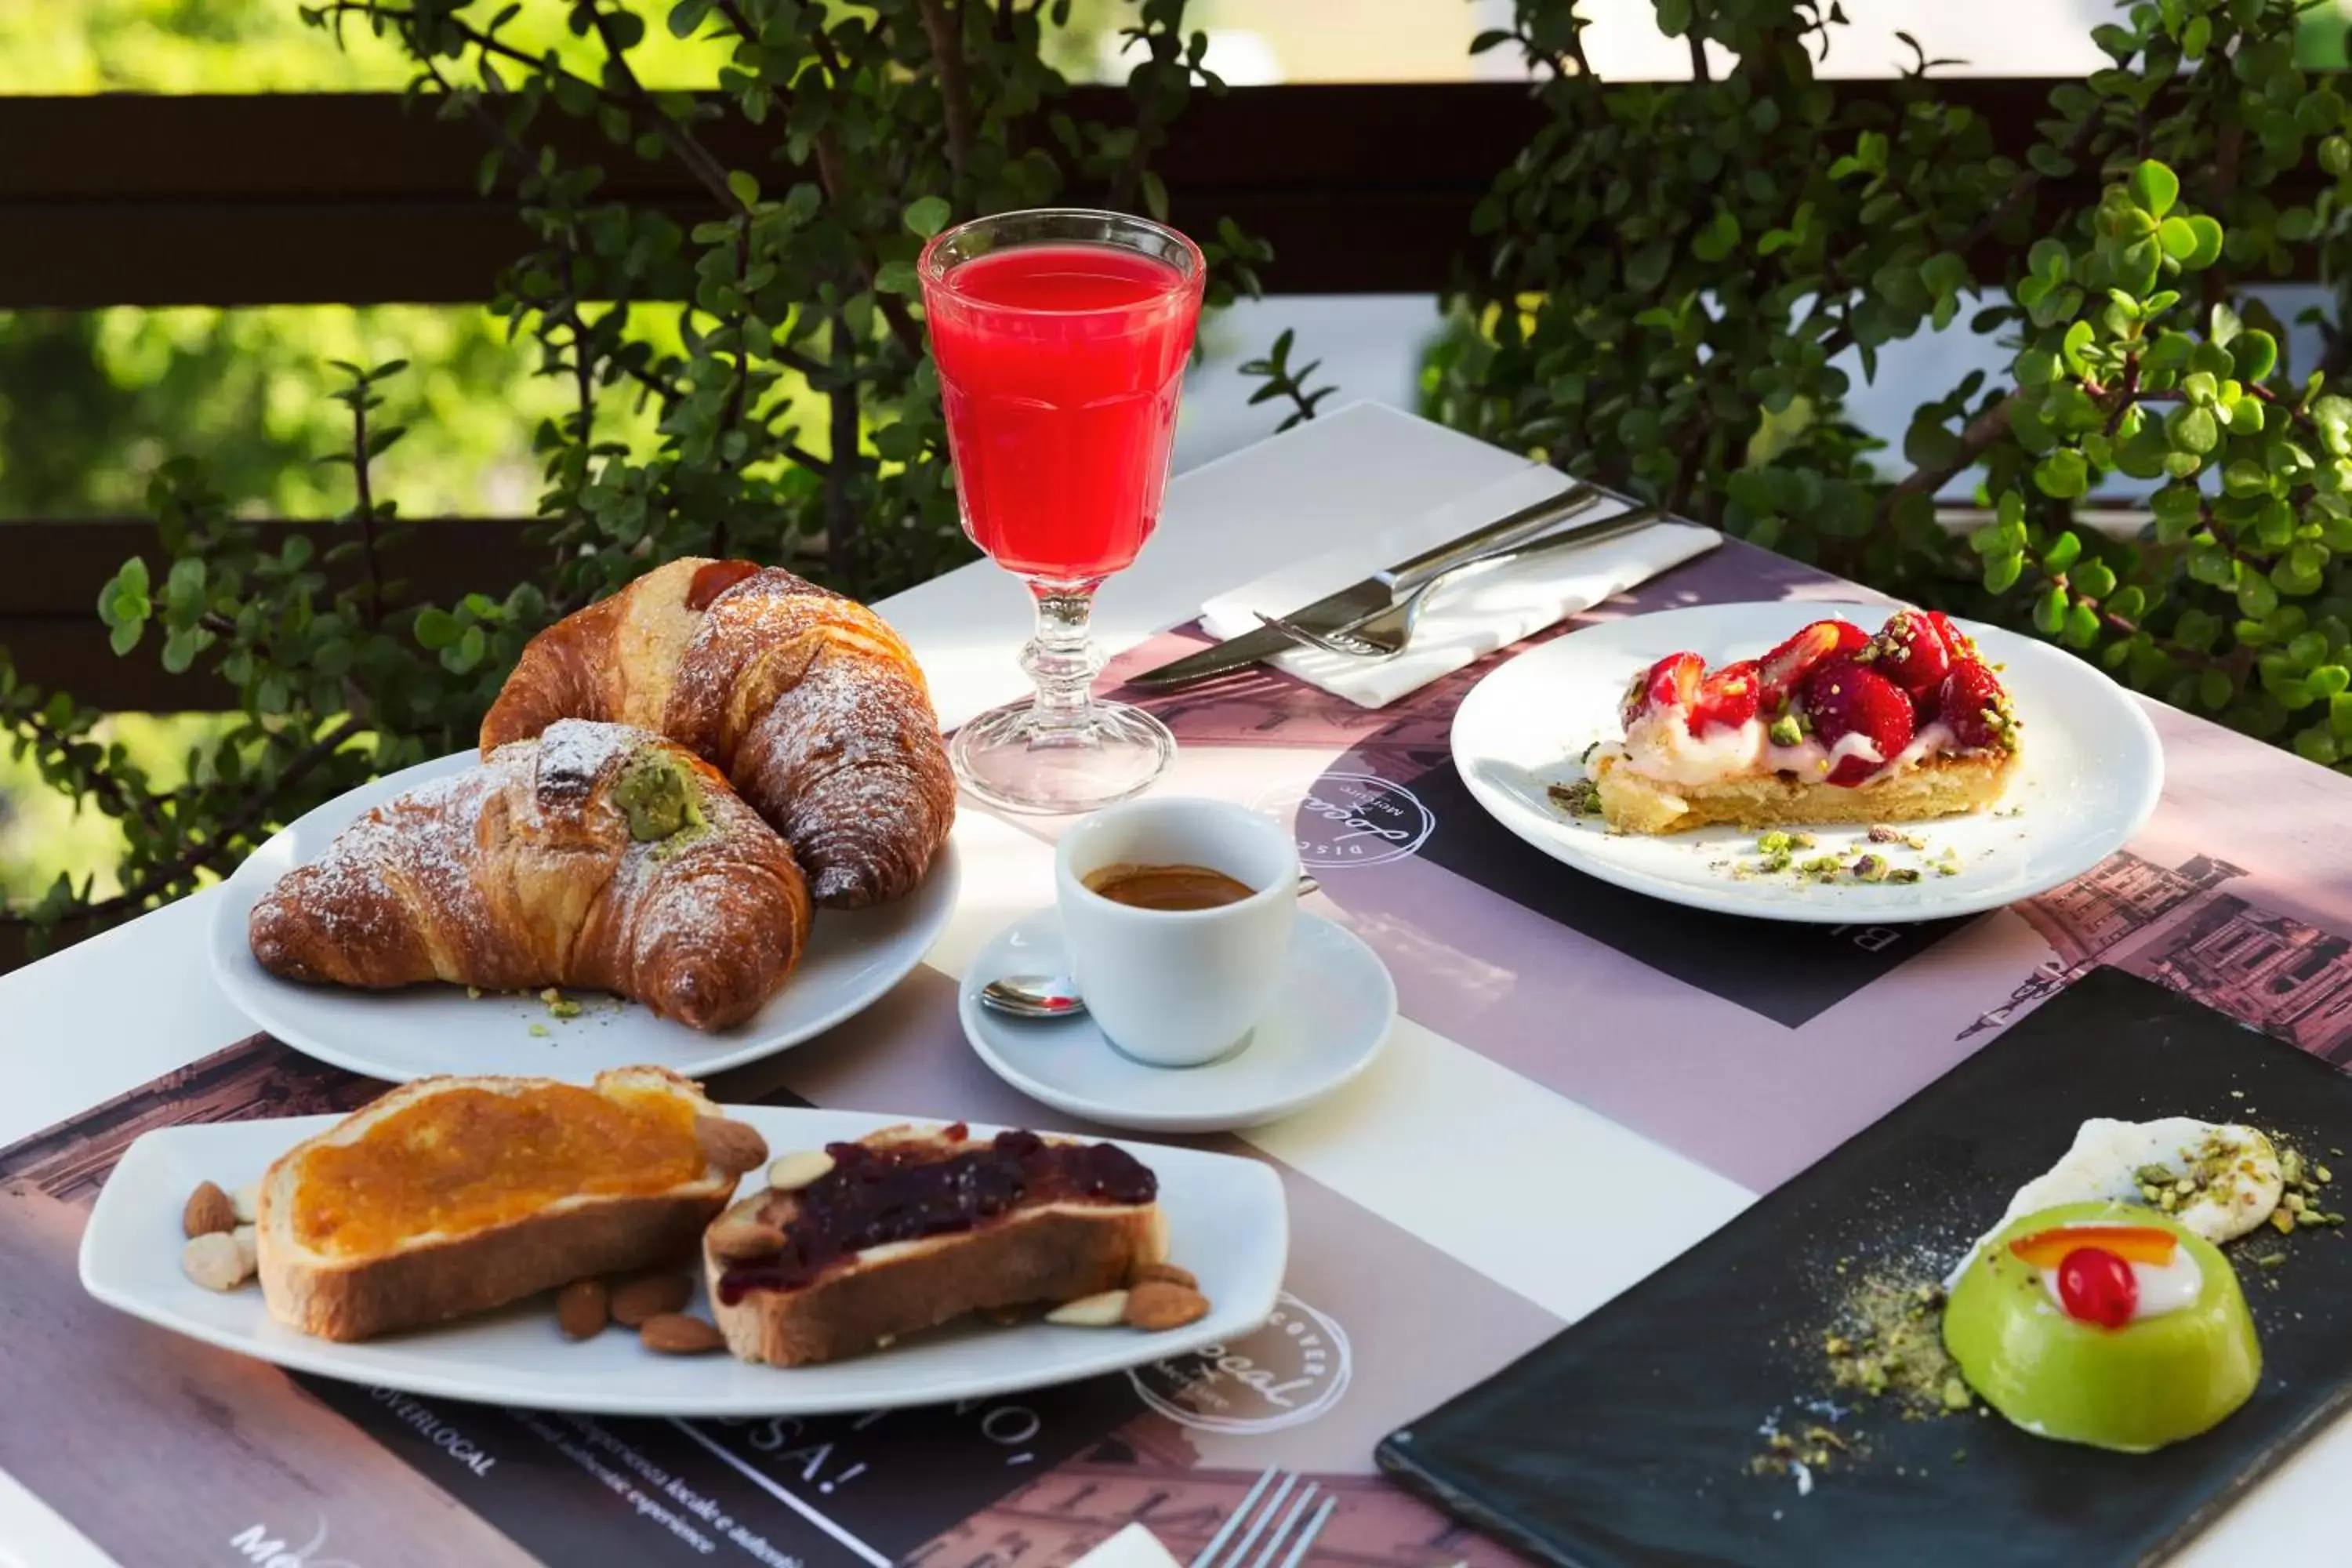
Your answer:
[1377,967,2352,1568]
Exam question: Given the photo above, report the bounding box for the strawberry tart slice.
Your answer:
[1592,608,2021,834]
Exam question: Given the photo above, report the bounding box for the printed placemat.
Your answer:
[10,536,2352,1566]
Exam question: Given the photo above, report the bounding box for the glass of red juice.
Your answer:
[920,208,1205,815]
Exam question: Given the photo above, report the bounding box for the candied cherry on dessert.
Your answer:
[1758,619,1871,709]
[1936,658,2016,750]
[1865,608,1953,700]
[1687,659,1762,733]
[1800,659,1915,786]
[1620,651,1704,728]
[2056,1245,2140,1330]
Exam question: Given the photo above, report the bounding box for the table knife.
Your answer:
[1128,485,1613,691]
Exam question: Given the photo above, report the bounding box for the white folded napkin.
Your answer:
[1198,471,1722,709]
[1073,1523,1186,1568]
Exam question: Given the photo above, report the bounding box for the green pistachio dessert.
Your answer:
[1942,1200,2260,1453]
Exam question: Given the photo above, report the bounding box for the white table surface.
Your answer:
[0,402,2336,1566]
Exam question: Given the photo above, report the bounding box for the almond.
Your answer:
[1045,1290,1130,1327]
[766,1149,835,1192]
[707,1216,786,1261]
[182,1232,249,1292]
[230,1182,262,1225]
[641,1313,725,1356]
[182,1180,235,1238]
[557,1278,610,1341]
[609,1272,691,1327]
[1125,1281,1210,1331]
[230,1225,259,1276]
[1131,1261,1198,1290]
[695,1115,768,1174]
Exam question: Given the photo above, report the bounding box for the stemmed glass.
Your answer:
[919,209,1207,815]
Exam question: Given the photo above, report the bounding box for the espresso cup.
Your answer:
[1054,796,1301,1067]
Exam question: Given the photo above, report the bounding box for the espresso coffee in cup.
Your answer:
[1055,797,1301,1067]
[1082,862,1256,912]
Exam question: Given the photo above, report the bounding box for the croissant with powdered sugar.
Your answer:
[249,720,813,1031]
[480,558,955,909]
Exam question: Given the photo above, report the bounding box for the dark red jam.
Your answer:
[716,1130,1156,1305]
[685,558,761,612]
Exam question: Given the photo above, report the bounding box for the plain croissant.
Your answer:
[479,558,956,909]
[248,720,814,1031]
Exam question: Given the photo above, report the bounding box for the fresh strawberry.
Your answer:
[1865,609,1952,700]
[1687,659,1761,732]
[1936,658,2016,751]
[1801,659,1915,786]
[1758,619,1870,710]
[1621,652,1704,728]
[1925,610,1978,663]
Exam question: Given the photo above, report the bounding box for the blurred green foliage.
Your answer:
[1,0,1255,955]
[1426,0,2352,768]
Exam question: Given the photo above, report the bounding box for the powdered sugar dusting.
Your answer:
[661,568,953,909]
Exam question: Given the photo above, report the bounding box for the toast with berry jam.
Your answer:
[703,1122,1167,1367]
[1593,608,2020,835]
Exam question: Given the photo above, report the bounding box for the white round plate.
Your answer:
[957,908,1396,1133]
[1449,601,2163,924]
[82,1106,1285,1417]
[210,750,960,1080]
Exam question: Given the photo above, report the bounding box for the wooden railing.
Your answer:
[0,79,2319,710]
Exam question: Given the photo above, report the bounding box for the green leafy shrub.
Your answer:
[2,0,1265,955]
[1425,0,2352,763]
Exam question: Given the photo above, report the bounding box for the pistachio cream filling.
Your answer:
[612,751,706,844]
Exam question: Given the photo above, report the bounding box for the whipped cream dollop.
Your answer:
[1946,1117,2283,1290]
[1613,708,1955,789]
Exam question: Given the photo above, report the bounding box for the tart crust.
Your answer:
[1594,746,2020,835]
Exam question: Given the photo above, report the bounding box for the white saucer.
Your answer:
[957,909,1396,1134]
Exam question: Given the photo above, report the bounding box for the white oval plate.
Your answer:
[1449,602,2163,924]
[958,908,1396,1134]
[81,1106,1284,1417]
[209,750,960,1080]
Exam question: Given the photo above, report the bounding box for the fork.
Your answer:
[1189,1468,1337,1568]
[1256,503,1663,660]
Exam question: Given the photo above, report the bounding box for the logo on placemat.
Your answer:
[1258,773,1435,869]
[229,1516,357,1568]
[1127,1291,1352,1433]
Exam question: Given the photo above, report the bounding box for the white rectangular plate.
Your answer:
[81,1106,1287,1417]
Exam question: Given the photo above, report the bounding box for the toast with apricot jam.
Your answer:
[256,1067,754,1342]
[704,1122,1166,1367]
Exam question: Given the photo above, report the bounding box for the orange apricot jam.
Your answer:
[292,1083,705,1258]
